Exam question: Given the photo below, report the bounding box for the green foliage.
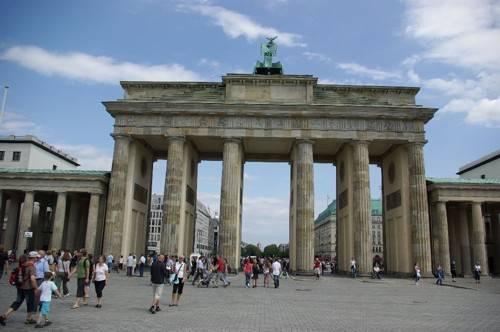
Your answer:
[241,244,261,257]
[263,244,280,258]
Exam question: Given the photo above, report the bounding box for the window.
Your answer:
[0,151,4,161]
[12,151,21,161]
[481,174,486,179]
[52,165,57,170]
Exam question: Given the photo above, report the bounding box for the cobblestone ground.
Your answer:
[0,272,499,331]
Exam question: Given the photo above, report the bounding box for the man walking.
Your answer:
[126,253,134,277]
[272,259,281,288]
[106,254,113,272]
[139,254,146,277]
[192,256,205,285]
[149,255,168,314]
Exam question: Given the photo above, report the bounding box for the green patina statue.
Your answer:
[254,36,283,75]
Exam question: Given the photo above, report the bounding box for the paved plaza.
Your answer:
[1,272,499,331]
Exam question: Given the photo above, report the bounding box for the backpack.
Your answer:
[9,266,25,287]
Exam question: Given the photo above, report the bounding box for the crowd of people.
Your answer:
[0,243,488,327]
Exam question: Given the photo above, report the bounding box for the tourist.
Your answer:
[70,249,90,309]
[54,251,71,297]
[350,257,357,279]
[224,258,231,283]
[106,253,113,271]
[85,254,94,303]
[119,255,124,271]
[243,258,252,288]
[70,250,78,270]
[216,256,229,287]
[251,259,259,288]
[321,260,326,276]
[435,264,444,286]
[149,254,168,314]
[126,253,134,277]
[0,245,7,279]
[46,250,55,272]
[473,262,481,284]
[139,254,146,277]
[373,263,382,280]
[192,256,205,285]
[263,259,271,288]
[189,256,197,280]
[414,263,421,286]
[272,259,281,288]
[35,250,50,287]
[35,271,61,328]
[450,260,457,282]
[170,255,187,307]
[0,252,38,326]
[133,255,137,275]
[92,255,109,308]
[313,258,321,280]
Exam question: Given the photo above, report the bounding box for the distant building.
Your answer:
[194,200,211,256]
[147,194,163,253]
[278,243,289,253]
[0,135,79,170]
[210,216,219,254]
[457,149,500,179]
[314,199,383,260]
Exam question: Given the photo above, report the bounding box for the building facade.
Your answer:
[147,194,163,253]
[457,149,500,179]
[314,199,383,261]
[194,200,211,256]
[0,135,79,170]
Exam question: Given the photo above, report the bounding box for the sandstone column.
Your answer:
[352,141,372,275]
[435,201,451,275]
[162,137,186,255]
[103,134,131,257]
[407,142,432,275]
[471,202,488,275]
[0,190,3,242]
[219,138,243,271]
[294,140,314,273]
[85,193,100,255]
[17,191,34,252]
[458,204,472,276]
[3,196,21,250]
[50,192,67,250]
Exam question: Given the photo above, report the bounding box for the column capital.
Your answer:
[166,135,186,143]
[349,139,371,147]
[294,139,314,146]
[223,137,242,144]
[110,133,133,141]
[405,140,428,148]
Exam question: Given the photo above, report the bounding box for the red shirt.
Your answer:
[314,261,321,269]
[217,258,225,273]
[243,262,252,273]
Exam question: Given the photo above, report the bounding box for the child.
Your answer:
[35,272,61,328]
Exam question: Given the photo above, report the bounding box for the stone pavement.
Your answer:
[0,272,499,331]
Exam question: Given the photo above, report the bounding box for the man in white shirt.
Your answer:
[272,259,281,289]
[106,254,113,271]
[126,254,134,277]
[191,256,205,285]
[139,255,146,277]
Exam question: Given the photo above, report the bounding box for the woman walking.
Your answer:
[170,255,187,307]
[92,255,109,308]
[243,259,252,288]
[313,258,321,280]
[251,259,259,288]
[262,260,271,288]
[414,262,421,286]
[54,251,71,297]
[473,262,481,285]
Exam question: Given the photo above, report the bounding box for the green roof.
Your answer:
[315,198,382,224]
[426,177,500,185]
[0,168,110,176]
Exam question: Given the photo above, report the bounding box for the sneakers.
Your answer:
[149,306,156,314]
[155,306,161,312]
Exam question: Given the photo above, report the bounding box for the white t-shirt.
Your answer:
[140,256,146,264]
[272,261,281,276]
[197,259,205,270]
[127,256,134,267]
[175,262,186,278]
[39,281,57,302]
[351,260,356,267]
[94,263,109,281]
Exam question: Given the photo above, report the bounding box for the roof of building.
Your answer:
[0,135,80,166]
[0,168,109,176]
[315,198,382,224]
[457,149,500,175]
[426,177,500,185]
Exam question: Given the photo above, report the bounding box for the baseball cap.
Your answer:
[28,251,39,258]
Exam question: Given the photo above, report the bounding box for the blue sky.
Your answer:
[1,0,499,246]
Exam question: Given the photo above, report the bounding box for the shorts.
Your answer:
[39,301,51,316]
[152,283,164,300]
[77,278,86,297]
[172,278,184,295]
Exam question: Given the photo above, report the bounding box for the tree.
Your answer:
[242,244,261,257]
[263,244,280,258]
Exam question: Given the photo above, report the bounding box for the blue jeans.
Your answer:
[245,272,251,287]
[139,264,144,277]
[351,266,357,278]
[273,275,280,288]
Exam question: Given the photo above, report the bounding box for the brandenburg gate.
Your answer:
[101,68,437,275]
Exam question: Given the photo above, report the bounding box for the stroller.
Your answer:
[197,269,214,288]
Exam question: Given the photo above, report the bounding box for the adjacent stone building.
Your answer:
[314,199,383,261]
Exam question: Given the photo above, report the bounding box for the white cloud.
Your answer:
[302,51,332,63]
[198,58,220,68]
[54,143,112,170]
[0,45,203,84]
[337,62,401,81]
[404,0,500,69]
[0,112,42,135]
[179,4,306,47]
